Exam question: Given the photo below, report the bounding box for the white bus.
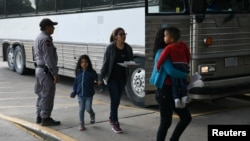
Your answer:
[1,0,250,107]
[0,0,146,106]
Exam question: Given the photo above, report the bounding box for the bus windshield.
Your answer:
[206,0,250,13]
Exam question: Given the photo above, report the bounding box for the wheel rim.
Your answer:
[131,68,145,98]
[15,51,23,70]
[8,49,14,65]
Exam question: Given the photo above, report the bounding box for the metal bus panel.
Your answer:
[145,11,250,101]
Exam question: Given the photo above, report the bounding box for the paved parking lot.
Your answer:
[1,61,250,141]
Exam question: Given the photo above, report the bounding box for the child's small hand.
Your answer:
[97,80,102,86]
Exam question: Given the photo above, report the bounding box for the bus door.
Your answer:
[145,0,190,105]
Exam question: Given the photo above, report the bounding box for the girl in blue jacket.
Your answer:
[70,54,98,131]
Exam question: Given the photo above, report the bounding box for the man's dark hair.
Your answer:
[165,27,180,41]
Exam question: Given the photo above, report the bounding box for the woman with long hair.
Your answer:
[98,27,133,133]
[152,26,192,141]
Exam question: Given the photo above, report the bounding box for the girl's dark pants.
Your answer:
[156,85,192,141]
[108,78,126,122]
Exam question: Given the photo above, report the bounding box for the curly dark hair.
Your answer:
[75,54,93,74]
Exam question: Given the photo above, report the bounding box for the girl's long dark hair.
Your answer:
[75,54,93,74]
[153,26,167,58]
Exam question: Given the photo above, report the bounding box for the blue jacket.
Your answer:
[71,69,98,97]
[150,49,188,89]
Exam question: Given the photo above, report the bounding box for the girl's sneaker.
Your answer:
[79,122,86,131]
[90,114,95,124]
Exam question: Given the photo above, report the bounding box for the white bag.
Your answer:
[188,72,204,90]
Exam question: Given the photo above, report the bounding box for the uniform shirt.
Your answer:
[33,31,58,76]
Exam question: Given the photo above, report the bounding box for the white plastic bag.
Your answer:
[188,72,204,90]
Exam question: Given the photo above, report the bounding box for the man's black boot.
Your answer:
[36,116,42,124]
[41,117,61,126]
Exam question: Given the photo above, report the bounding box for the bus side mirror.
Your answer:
[191,0,207,14]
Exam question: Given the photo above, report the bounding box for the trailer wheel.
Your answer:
[14,46,26,75]
[125,58,145,107]
[7,47,15,71]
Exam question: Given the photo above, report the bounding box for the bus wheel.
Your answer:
[125,64,145,107]
[14,46,26,75]
[7,46,15,71]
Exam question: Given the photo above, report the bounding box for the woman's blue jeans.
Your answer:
[108,79,126,122]
[78,96,95,123]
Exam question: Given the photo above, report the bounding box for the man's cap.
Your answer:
[39,18,58,28]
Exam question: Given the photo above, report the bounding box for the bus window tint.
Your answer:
[6,0,21,15]
[57,0,80,10]
[82,0,111,8]
[0,0,4,17]
[21,0,36,14]
[161,0,185,13]
[147,0,185,14]
[116,0,143,4]
[206,0,250,13]
[37,0,55,12]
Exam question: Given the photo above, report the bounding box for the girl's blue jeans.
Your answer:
[78,96,95,123]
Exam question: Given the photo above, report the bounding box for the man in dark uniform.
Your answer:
[34,18,60,126]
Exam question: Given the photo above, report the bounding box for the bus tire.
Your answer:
[125,57,145,107]
[14,46,27,75]
[6,46,15,71]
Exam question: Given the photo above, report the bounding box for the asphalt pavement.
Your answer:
[1,61,250,141]
[0,118,40,141]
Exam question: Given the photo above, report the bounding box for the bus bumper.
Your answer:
[189,75,250,100]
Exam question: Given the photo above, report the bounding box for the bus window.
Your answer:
[161,0,185,13]
[0,0,4,17]
[147,0,185,14]
[206,0,250,13]
[116,0,143,4]
[57,0,80,11]
[6,0,36,16]
[228,0,249,12]
[6,0,21,16]
[37,0,55,12]
[82,0,111,8]
[21,0,36,14]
